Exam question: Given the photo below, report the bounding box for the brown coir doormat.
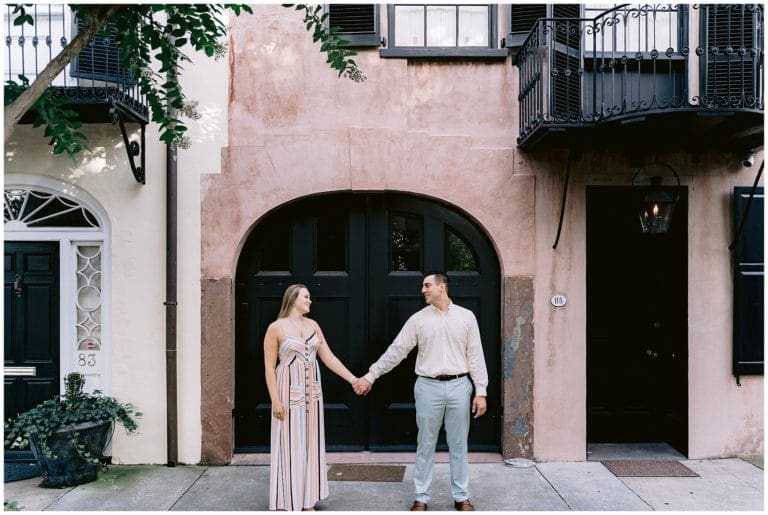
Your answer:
[328,464,406,482]
[601,460,699,477]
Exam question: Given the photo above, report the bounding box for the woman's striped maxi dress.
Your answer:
[269,331,329,510]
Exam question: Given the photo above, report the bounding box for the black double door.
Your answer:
[235,193,500,452]
[4,242,60,424]
[586,187,688,455]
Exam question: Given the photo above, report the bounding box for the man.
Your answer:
[354,271,488,511]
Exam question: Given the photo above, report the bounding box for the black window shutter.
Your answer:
[703,4,759,107]
[508,4,546,45]
[733,186,764,376]
[71,17,131,84]
[328,4,379,47]
[507,4,582,48]
[552,4,581,19]
[550,4,582,120]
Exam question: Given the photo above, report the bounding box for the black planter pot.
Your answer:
[29,420,114,487]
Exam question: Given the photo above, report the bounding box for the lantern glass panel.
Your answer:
[639,201,676,233]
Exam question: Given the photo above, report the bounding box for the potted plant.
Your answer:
[4,372,141,487]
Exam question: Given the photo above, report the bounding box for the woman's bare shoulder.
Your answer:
[266,319,285,335]
[304,318,323,332]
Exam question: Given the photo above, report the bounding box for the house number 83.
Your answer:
[78,353,96,367]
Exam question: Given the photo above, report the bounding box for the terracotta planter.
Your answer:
[29,420,114,487]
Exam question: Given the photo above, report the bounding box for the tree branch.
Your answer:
[4,5,122,145]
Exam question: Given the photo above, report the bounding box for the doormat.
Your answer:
[4,460,41,483]
[328,464,405,482]
[601,460,699,477]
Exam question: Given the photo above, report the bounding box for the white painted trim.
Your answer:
[4,174,112,395]
[5,231,104,241]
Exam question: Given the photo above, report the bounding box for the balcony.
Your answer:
[516,4,764,153]
[4,4,148,125]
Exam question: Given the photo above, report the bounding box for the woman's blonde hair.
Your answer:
[277,284,308,319]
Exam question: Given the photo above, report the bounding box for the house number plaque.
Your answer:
[550,294,567,308]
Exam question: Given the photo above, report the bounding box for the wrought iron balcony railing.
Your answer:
[4,4,148,124]
[517,4,764,151]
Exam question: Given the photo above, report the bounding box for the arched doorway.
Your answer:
[4,175,111,425]
[234,192,501,452]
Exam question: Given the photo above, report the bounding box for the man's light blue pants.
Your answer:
[413,375,473,504]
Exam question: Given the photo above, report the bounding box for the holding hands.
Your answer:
[351,377,372,396]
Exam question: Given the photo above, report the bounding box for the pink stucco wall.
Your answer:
[201,5,763,461]
[203,5,532,279]
[687,162,764,457]
[531,152,764,460]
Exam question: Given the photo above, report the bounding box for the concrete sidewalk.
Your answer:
[3,456,763,511]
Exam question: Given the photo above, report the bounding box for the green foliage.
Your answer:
[6,4,253,154]
[6,75,89,157]
[4,372,141,464]
[447,232,478,271]
[4,500,22,511]
[76,4,254,150]
[6,3,363,158]
[287,4,366,83]
[9,4,33,26]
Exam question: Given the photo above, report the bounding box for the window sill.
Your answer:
[379,47,509,59]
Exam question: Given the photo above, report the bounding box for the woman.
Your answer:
[264,284,358,511]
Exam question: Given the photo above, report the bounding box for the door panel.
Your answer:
[586,187,688,455]
[367,195,500,451]
[235,196,367,451]
[235,193,500,452]
[4,241,60,423]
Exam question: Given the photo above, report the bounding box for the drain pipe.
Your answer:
[164,65,179,468]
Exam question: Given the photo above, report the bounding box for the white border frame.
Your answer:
[4,174,111,395]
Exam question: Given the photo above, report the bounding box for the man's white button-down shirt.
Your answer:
[363,301,488,396]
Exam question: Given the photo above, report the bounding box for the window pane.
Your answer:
[447,228,478,271]
[427,6,457,46]
[391,213,422,271]
[458,5,488,47]
[395,5,424,46]
[316,212,347,272]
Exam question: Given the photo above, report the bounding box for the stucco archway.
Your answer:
[200,190,535,463]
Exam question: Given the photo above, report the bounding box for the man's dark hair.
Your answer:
[424,270,449,287]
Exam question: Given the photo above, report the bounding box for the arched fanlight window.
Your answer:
[4,188,100,228]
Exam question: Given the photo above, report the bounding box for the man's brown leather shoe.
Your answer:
[410,501,428,511]
[454,499,475,511]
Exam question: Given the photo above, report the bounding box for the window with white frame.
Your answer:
[382,4,507,58]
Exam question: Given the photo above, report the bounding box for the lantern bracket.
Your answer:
[728,159,764,251]
[631,160,681,190]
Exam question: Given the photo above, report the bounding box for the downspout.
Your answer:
[165,64,179,468]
